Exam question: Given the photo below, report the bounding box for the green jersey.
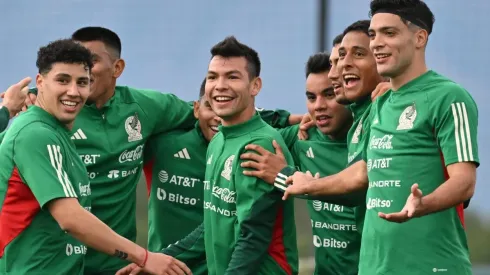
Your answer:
[27,86,196,274]
[162,113,299,275]
[279,125,360,275]
[0,106,8,132]
[360,71,479,275]
[0,106,91,275]
[143,110,292,275]
[347,97,372,234]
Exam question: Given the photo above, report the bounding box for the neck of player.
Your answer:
[391,56,428,91]
[221,105,256,126]
[95,82,117,109]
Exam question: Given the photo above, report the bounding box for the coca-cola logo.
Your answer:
[369,135,393,150]
[118,145,144,163]
[211,185,236,204]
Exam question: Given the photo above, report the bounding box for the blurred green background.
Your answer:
[134,176,490,274]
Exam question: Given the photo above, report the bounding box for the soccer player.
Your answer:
[143,78,294,275]
[26,27,299,275]
[119,36,299,275]
[284,0,479,274]
[240,52,359,274]
[0,39,190,275]
[0,77,31,131]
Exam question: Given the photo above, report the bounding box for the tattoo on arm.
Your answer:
[114,249,128,259]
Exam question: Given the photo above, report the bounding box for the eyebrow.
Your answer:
[369,26,399,33]
[305,86,334,95]
[208,70,243,76]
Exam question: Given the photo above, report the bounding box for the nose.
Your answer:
[215,76,228,91]
[213,115,222,124]
[328,64,340,80]
[341,53,353,70]
[66,82,81,97]
[314,96,327,111]
[370,33,384,52]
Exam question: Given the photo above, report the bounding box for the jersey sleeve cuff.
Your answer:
[0,105,10,119]
[273,166,296,192]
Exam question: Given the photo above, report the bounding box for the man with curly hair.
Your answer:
[0,39,190,275]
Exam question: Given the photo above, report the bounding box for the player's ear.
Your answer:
[250,76,262,97]
[414,28,428,49]
[35,73,44,91]
[193,100,200,119]
[113,58,125,78]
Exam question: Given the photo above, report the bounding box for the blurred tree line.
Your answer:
[134,175,490,271]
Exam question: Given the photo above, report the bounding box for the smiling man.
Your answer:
[118,36,299,275]
[0,39,190,275]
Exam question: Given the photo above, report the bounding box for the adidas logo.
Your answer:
[306,147,314,159]
[71,129,87,140]
[174,148,191,159]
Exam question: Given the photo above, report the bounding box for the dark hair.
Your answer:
[332,34,344,46]
[210,36,261,79]
[343,20,370,37]
[305,52,331,78]
[36,39,93,75]
[369,0,435,34]
[199,77,206,99]
[72,26,122,58]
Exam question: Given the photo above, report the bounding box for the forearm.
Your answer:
[52,201,146,266]
[307,161,367,196]
[420,176,475,217]
[288,114,303,125]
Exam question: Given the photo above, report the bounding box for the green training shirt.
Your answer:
[161,113,299,275]
[0,106,91,275]
[143,110,292,275]
[360,70,479,275]
[279,125,360,275]
[347,97,372,234]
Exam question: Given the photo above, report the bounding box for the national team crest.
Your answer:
[125,112,143,142]
[351,119,363,144]
[221,155,235,181]
[397,103,417,130]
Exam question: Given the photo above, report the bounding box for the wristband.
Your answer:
[273,166,296,192]
[138,249,148,268]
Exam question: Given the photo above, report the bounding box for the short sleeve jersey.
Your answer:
[0,106,91,275]
[360,71,479,275]
[279,126,360,275]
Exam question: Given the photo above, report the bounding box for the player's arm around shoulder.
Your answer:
[131,87,195,135]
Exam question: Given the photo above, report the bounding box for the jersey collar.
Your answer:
[219,112,264,139]
[348,96,371,120]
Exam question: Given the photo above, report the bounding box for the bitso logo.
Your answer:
[158,170,169,183]
[366,198,393,210]
[125,113,143,142]
[397,103,417,130]
[313,235,348,248]
[157,188,167,201]
[312,200,323,211]
[66,243,87,256]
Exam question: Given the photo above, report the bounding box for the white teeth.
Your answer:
[210,126,219,132]
[376,54,390,58]
[343,74,359,80]
[215,96,233,102]
[61,100,77,107]
[317,115,329,120]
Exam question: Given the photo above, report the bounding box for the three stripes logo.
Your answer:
[71,129,87,140]
[450,102,474,162]
[174,148,191,159]
[306,147,315,159]
[47,145,77,198]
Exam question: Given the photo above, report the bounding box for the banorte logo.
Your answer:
[119,145,144,163]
